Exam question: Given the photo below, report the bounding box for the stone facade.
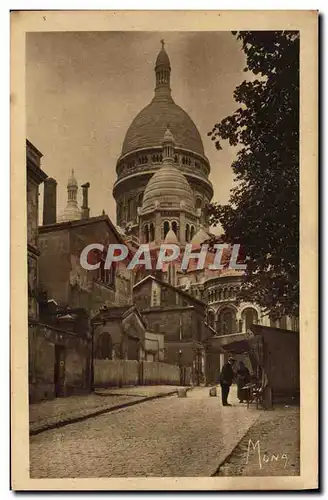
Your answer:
[92,305,164,363]
[27,140,47,321]
[38,215,133,317]
[133,276,210,384]
[28,320,91,402]
[27,140,93,403]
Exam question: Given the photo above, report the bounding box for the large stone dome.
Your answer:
[141,162,195,213]
[122,99,205,157]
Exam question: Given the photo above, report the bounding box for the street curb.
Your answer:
[30,387,193,436]
[209,412,262,477]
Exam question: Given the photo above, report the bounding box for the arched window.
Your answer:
[149,223,155,242]
[215,289,218,301]
[172,220,178,236]
[185,224,190,243]
[127,198,134,220]
[223,288,228,299]
[144,225,149,243]
[208,310,215,328]
[218,308,236,335]
[218,289,222,301]
[190,226,195,240]
[137,192,143,208]
[163,221,170,238]
[242,308,258,332]
[117,202,123,222]
[196,198,202,210]
[97,333,112,360]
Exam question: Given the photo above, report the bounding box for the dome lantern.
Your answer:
[155,40,171,99]
[141,130,195,215]
[163,125,175,160]
[58,169,82,222]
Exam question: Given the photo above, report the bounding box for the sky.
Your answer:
[26,31,247,226]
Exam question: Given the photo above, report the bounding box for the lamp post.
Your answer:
[90,319,95,392]
[178,349,183,385]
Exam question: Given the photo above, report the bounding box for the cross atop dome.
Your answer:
[155,42,171,98]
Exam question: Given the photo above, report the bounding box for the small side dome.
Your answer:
[191,226,210,246]
[141,165,195,213]
[67,169,78,188]
[164,228,179,245]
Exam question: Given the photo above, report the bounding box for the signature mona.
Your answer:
[245,439,288,469]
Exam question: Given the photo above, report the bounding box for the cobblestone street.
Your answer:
[29,386,182,434]
[30,386,260,478]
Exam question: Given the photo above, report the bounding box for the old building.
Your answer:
[39,170,133,318]
[27,139,48,322]
[38,215,133,317]
[27,142,95,402]
[133,275,211,384]
[92,305,165,362]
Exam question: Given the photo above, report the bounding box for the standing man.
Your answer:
[218,357,236,406]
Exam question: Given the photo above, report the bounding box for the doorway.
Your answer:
[54,345,66,397]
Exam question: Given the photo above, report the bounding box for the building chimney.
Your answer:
[43,177,57,225]
[81,182,90,219]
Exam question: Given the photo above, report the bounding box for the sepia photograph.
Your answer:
[11,10,318,491]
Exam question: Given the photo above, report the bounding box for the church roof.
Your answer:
[141,162,195,213]
[133,274,206,307]
[121,44,205,157]
[122,100,205,157]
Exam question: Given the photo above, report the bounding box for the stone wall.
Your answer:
[143,361,180,385]
[29,325,55,402]
[133,279,152,309]
[29,323,91,403]
[38,229,71,305]
[94,359,139,387]
[141,307,205,343]
[94,360,187,387]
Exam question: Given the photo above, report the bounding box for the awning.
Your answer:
[220,338,251,354]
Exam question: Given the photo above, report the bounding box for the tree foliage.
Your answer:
[208,31,299,319]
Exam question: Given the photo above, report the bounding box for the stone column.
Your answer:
[81,182,90,219]
[155,211,162,242]
[43,177,57,225]
[179,212,186,244]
